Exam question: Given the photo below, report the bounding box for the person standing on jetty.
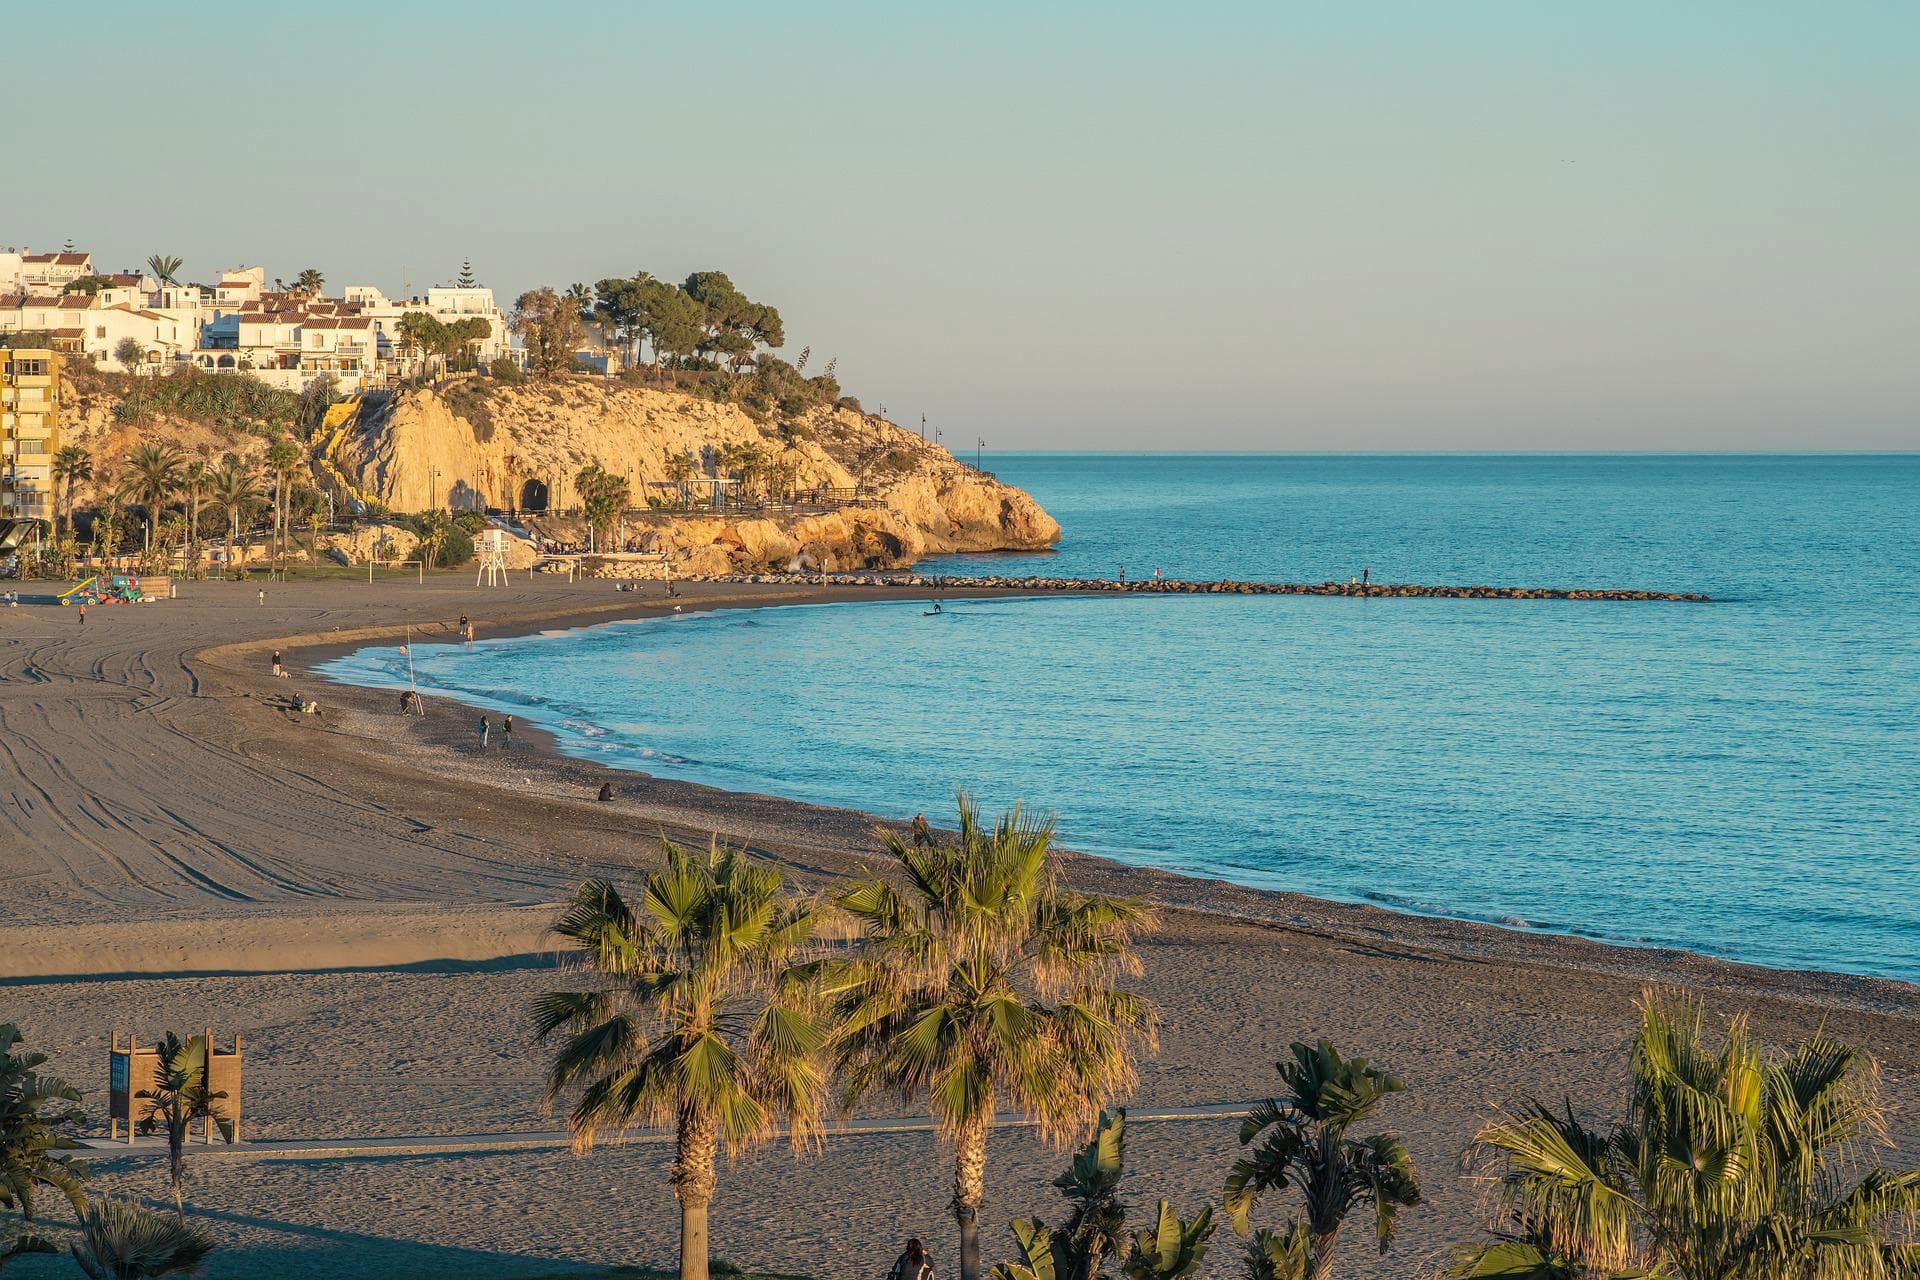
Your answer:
[1361,567,1370,587]
[477,715,489,753]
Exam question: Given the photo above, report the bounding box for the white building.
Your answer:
[345,284,509,363]
[20,250,93,289]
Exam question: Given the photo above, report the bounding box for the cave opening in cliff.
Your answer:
[519,479,549,512]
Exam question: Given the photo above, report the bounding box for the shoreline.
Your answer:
[289,579,1914,1015]
[5,570,1916,1278]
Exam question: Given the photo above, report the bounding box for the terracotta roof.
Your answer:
[0,294,22,309]
[99,273,143,286]
[58,295,96,309]
[301,316,373,330]
[24,252,89,266]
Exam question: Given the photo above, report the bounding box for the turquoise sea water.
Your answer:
[322,455,1920,982]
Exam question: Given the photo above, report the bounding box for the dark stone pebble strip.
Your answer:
[688,573,1710,602]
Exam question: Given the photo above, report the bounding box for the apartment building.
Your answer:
[0,347,60,525]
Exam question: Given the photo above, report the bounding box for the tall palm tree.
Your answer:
[1452,991,1920,1280]
[93,491,127,566]
[145,255,184,286]
[264,439,303,568]
[831,796,1158,1280]
[68,1198,213,1280]
[51,446,93,539]
[182,459,207,579]
[207,458,259,576]
[531,841,832,1280]
[0,1023,89,1225]
[124,443,185,552]
[293,267,324,297]
[134,1033,229,1219]
[1223,1041,1422,1280]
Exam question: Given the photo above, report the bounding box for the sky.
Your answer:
[6,1,1916,450]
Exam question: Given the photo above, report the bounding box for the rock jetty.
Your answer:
[689,572,1710,602]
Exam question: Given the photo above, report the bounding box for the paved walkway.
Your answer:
[82,1102,1254,1161]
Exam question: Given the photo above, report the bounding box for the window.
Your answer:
[96,326,107,338]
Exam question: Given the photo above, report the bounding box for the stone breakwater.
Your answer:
[686,572,1711,602]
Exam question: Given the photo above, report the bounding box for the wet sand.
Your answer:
[2,573,1915,1279]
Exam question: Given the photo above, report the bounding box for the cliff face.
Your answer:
[330,379,1059,572]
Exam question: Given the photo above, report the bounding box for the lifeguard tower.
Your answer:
[475,527,511,586]
[109,1029,243,1145]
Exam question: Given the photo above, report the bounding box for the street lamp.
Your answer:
[976,437,985,470]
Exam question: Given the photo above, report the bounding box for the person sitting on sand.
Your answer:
[596,782,614,802]
[888,1239,934,1280]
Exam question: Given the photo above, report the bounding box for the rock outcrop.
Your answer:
[329,379,1059,572]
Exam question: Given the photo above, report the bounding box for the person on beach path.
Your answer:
[477,716,489,753]
[501,714,513,748]
[271,650,283,678]
[258,588,265,606]
[888,1239,933,1280]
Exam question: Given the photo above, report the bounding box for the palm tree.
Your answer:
[264,438,303,568]
[832,796,1158,1280]
[574,465,631,552]
[293,267,324,297]
[664,451,698,508]
[145,255,184,286]
[992,1109,1215,1280]
[93,492,127,566]
[135,1034,229,1219]
[531,841,832,1280]
[124,443,185,552]
[1223,1041,1422,1280]
[207,458,259,577]
[69,1198,213,1280]
[1451,991,1920,1280]
[182,459,207,579]
[0,1024,89,1225]
[415,509,451,569]
[51,446,93,539]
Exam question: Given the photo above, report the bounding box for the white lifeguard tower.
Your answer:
[476,527,512,586]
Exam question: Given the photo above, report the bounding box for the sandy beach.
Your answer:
[3,572,1916,1280]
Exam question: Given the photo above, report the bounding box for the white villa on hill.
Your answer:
[0,244,510,392]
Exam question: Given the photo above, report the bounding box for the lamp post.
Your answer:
[977,437,985,470]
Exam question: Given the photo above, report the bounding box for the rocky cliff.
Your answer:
[327,379,1059,572]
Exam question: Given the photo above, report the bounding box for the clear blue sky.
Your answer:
[9,1,1916,449]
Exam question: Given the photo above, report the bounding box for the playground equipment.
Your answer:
[109,1028,243,1145]
[59,574,160,605]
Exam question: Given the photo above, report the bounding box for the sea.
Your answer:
[320,454,1920,983]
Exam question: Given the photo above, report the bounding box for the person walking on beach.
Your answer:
[271,649,283,678]
[76,603,86,626]
[888,1239,934,1280]
[501,714,514,748]
[477,715,490,753]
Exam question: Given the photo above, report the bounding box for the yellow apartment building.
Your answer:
[1,346,61,525]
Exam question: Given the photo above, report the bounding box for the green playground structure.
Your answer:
[59,574,153,605]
